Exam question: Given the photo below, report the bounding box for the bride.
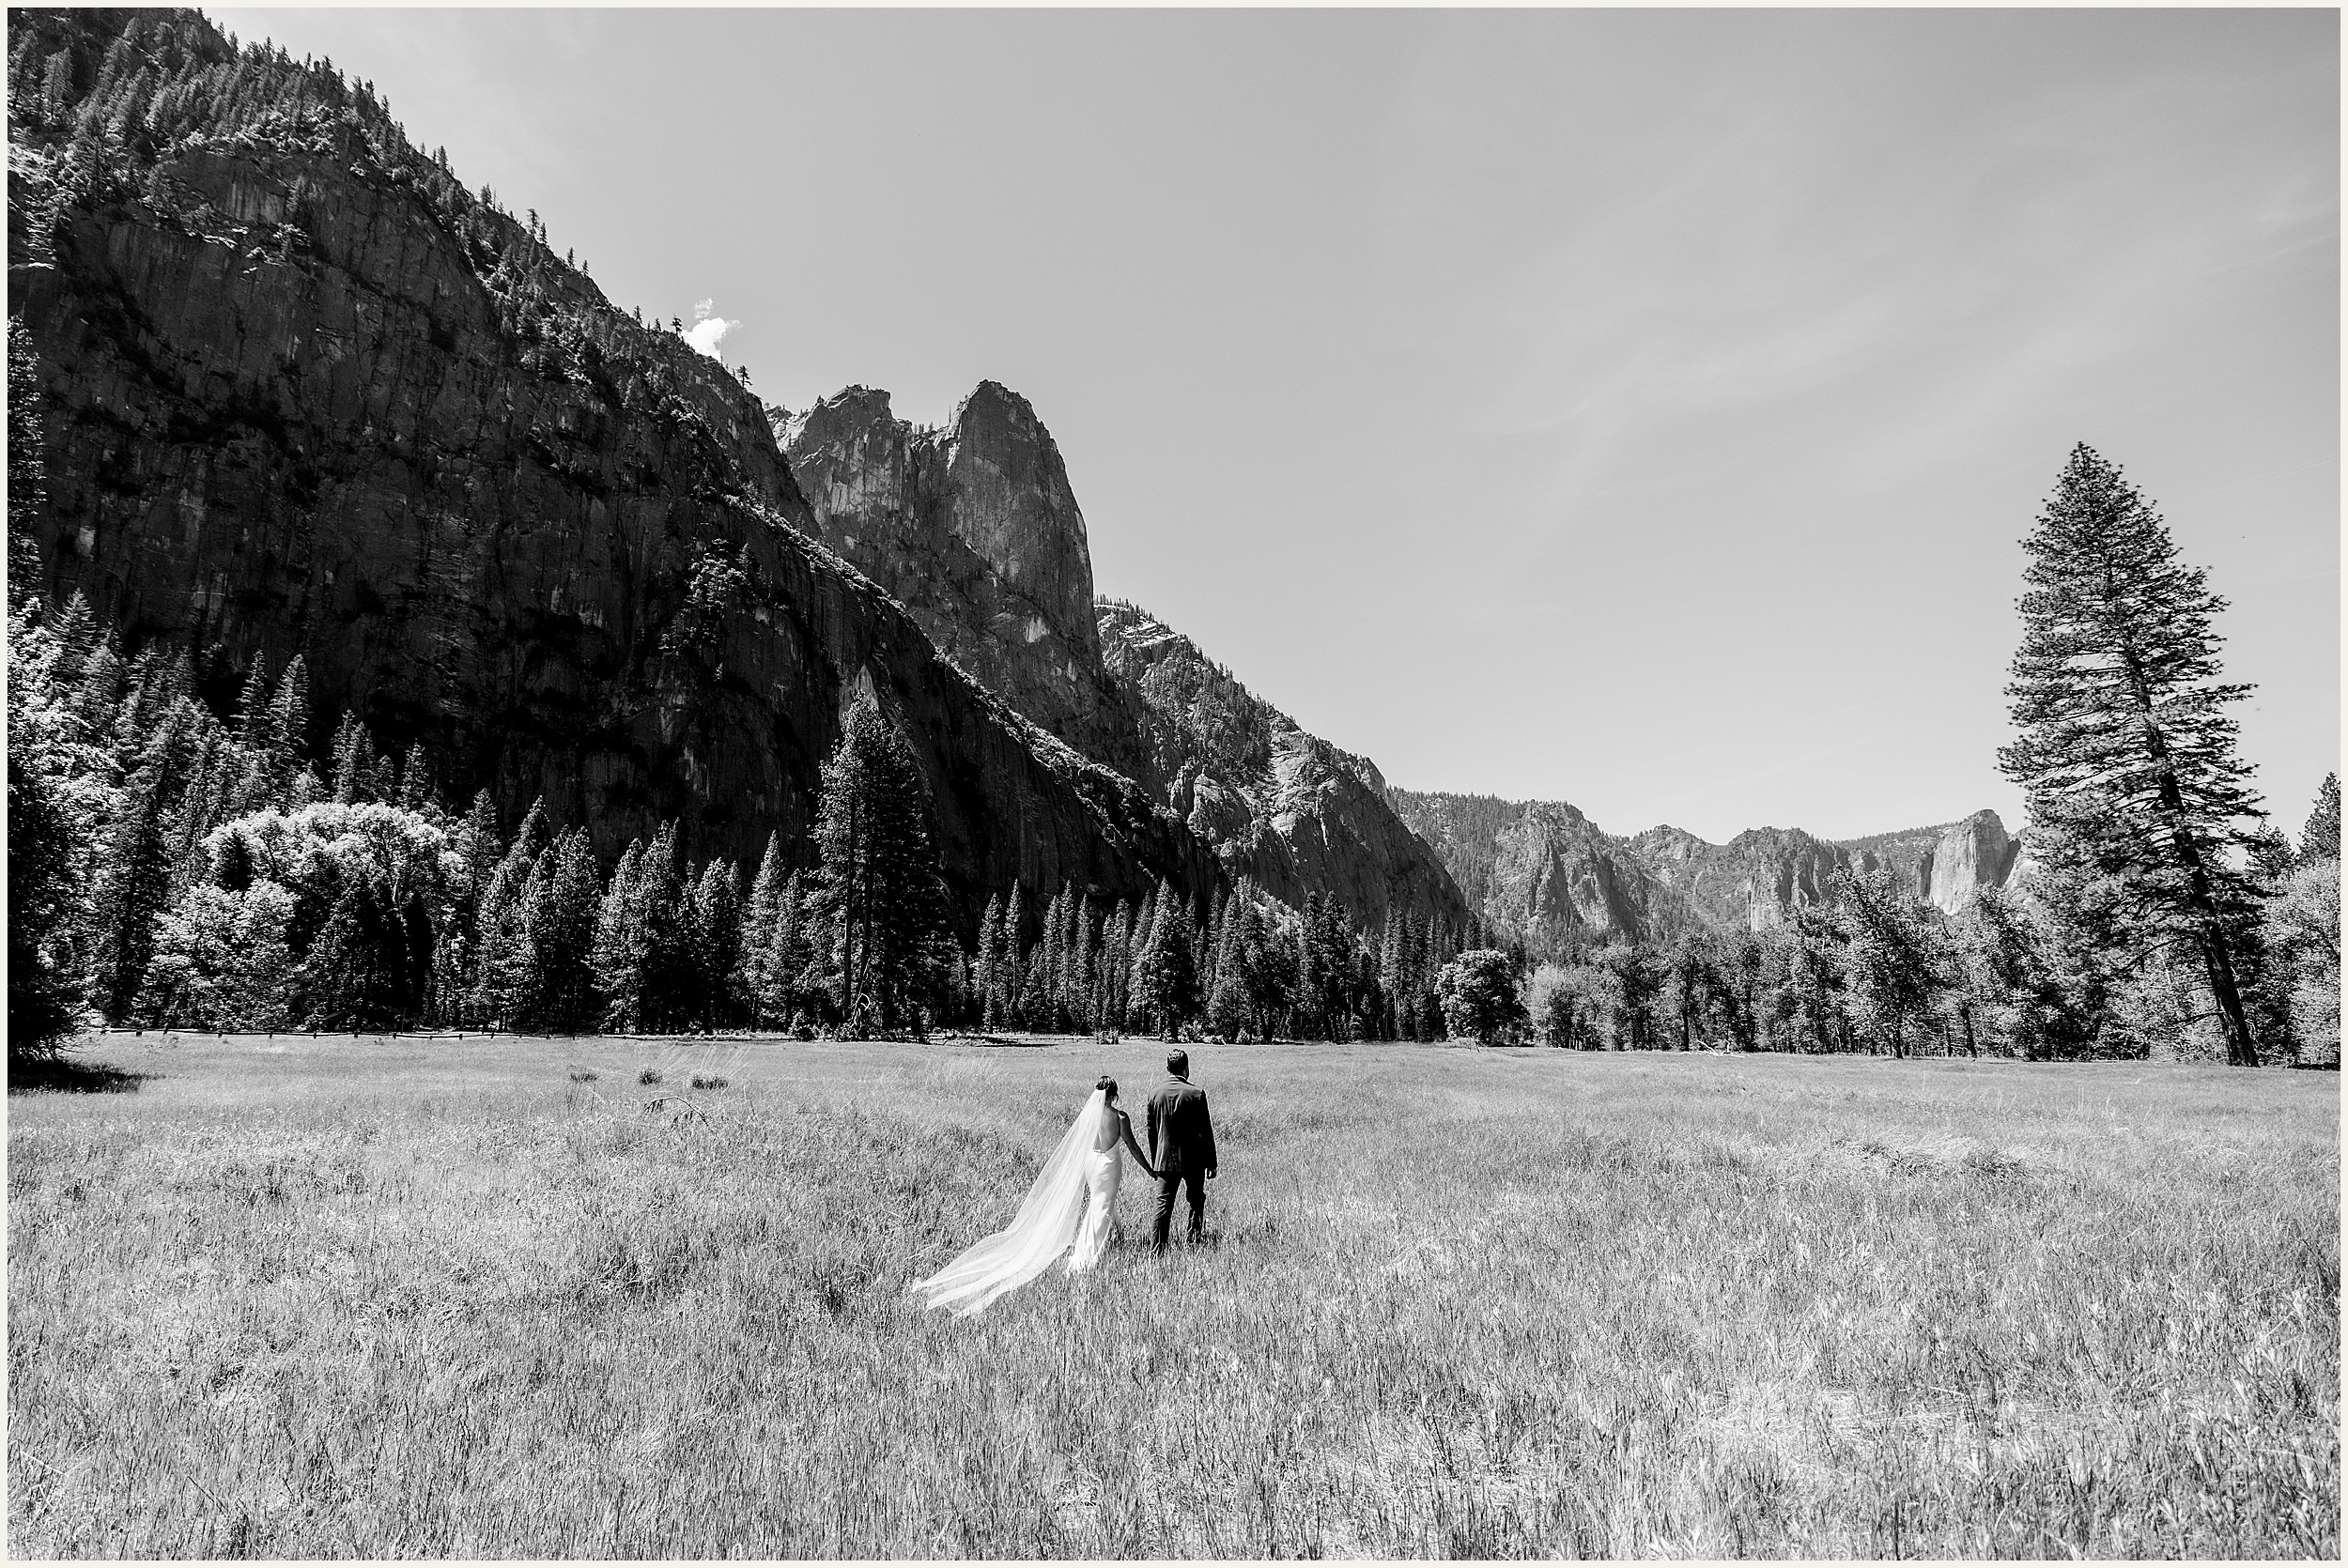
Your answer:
[910,1076,1160,1316]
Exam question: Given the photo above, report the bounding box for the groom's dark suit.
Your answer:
[1147,1073,1216,1248]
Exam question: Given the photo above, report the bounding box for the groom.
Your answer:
[1147,1051,1217,1249]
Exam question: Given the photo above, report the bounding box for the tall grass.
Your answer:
[8,1034,2337,1557]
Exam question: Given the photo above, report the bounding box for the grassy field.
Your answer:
[8,1032,2338,1558]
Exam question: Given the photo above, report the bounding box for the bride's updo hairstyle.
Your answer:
[1096,1075,1119,1101]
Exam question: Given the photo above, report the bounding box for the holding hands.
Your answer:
[1115,1106,1162,1181]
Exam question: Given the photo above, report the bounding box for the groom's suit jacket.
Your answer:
[1147,1076,1216,1176]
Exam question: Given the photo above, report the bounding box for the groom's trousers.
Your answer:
[1153,1170,1206,1248]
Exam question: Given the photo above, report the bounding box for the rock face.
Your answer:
[781,384,1158,787]
[1831,812,2023,917]
[1096,602,1467,930]
[1384,790,1661,945]
[1923,810,2023,916]
[6,8,1215,930]
[1628,824,1848,933]
[776,375,1466,931]
[1390,787,2023,949]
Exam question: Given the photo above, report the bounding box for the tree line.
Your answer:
[5,580,1488,1050]
[1433,809,2336,1066]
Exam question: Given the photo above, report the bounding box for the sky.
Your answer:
[210,7,2340,845]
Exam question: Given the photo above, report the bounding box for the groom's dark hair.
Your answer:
[1166,1050,1188,1077]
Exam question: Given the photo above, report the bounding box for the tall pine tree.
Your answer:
[515,828,601,1034]
[811,688,949,1038]
[1132,878,1201,1038]
[1999,445,2267,1066]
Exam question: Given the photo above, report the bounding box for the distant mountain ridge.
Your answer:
[1386,787,2021,949]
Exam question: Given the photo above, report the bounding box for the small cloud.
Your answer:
[685,301,736,359]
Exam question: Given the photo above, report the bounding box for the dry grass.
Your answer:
[8,1034,2338,1558]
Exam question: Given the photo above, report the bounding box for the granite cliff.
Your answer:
[1382,791,1664,946]
[5,7,1215,927]
[780,383,1159,787]
[1095,601,1467,930]
[1387,786,2022,949]
[1624,822,1854,933]
[777,377,1466,930]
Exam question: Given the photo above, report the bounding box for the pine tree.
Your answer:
[1101,898,1132,1033]
[1203,889,1228,1000]
[234,661,272,752]
[1015,941,1047,1032]
[73,638,122,730]
[1124,885,1156,1026]
[1192,895,1217,1016]
[1206,895,1253,1042]
[1040,884,1069,1032]
[755,870,810,1029]
[8,317,50,612]
[471,797,546,1026]
[690,858,743,1028]
[456,791,502,906]
[92,780,173,1022]
[1067,895,1095,1033]
[266,653,310,779]
[630,822,695,1031]
[974,893,1007,1031]
[47,592,95,683]
[1133,879,1201,1038]
[1000,882,1028,1027]
[811,690,949,1038]
[516,828,601,1034]
[2302,774,2340,864]
[1999,445,2268,1066]
[396,741,433,810]
[164,720,227,885]
[329,711,372,803]
[1240,899,1293,1040]
[593,838,647,1029]
[1375,917,1403,1042]
[739,832,788,1007]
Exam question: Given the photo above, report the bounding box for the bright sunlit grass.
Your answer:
[8,1033,2338,1557]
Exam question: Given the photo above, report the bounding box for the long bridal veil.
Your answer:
[910,1088,1108,1317]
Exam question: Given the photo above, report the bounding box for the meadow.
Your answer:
[8,1031,2338,1559]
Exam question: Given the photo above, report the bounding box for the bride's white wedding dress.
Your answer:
[910,1087,1130,1316]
